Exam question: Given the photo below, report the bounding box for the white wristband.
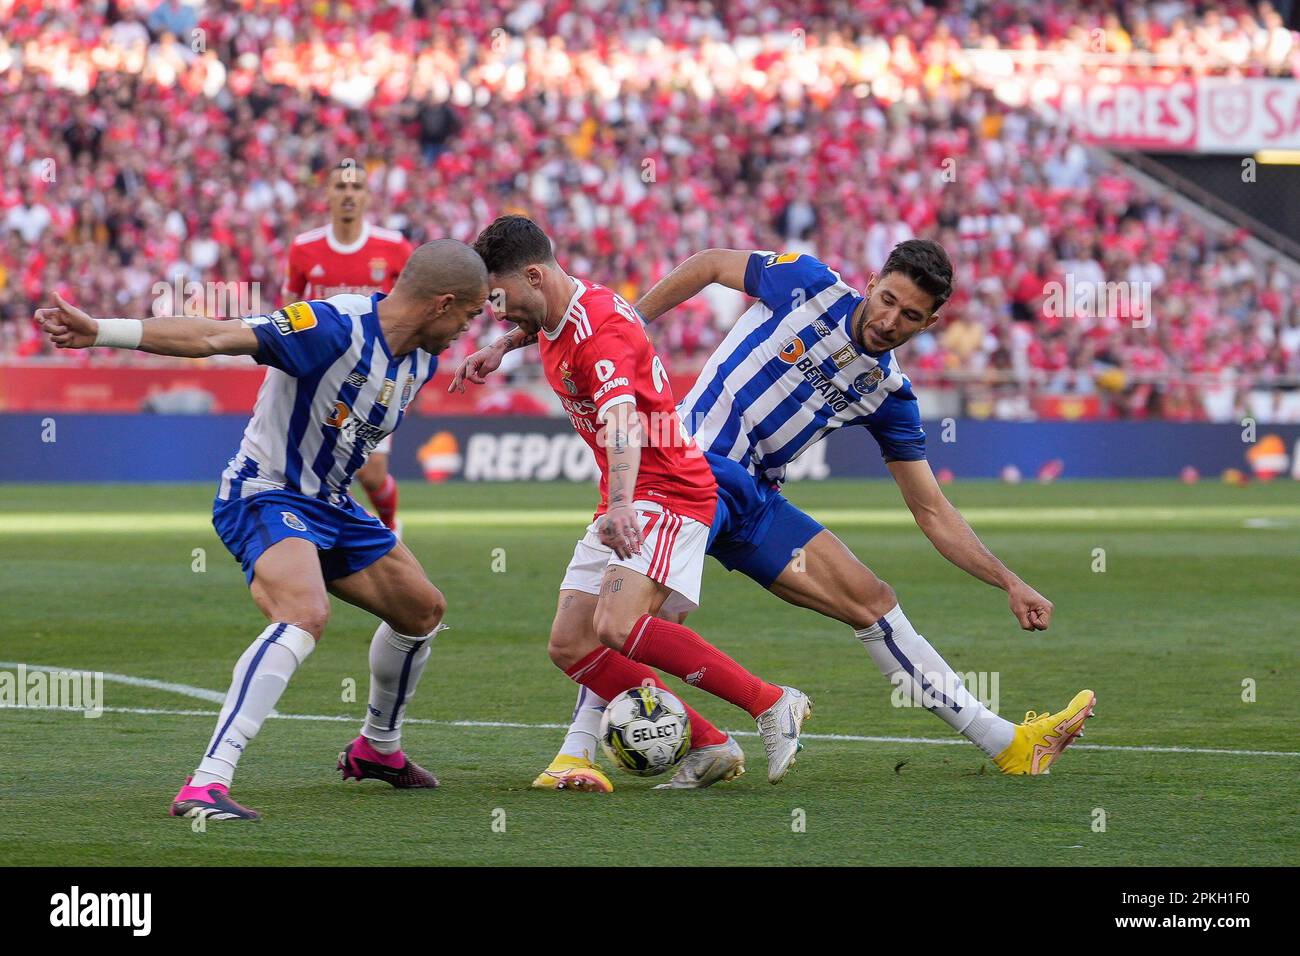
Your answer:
[94,318,143,349]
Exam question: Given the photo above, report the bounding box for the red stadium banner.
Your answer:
[1012,78,1300,153]
[1052,80,1199,151]
[0,363,493,415]
[1032,393,1103,420]
[0,364,707,415]
[1195,78,1300,153]
[0,363,266,413]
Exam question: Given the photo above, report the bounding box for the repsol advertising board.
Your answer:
[2,414,1297,483]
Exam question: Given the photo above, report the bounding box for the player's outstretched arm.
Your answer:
[634,249,752,321]
[448,325,536,392]
[36,292,259,358]
[888,458,1054,632]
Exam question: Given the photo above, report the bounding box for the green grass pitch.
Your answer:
[1,479,1297,866]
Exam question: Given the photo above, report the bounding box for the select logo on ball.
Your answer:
[599,687,692,776]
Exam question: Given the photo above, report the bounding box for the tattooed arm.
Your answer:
[448,325,538,392]
[597,399,645,560]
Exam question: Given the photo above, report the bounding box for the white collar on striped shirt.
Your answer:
[542,275,586,341]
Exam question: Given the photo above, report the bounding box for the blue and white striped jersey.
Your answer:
[217,293,438,503]
[679,252,926,483]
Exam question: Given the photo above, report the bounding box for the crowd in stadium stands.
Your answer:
[1,0,1298,419]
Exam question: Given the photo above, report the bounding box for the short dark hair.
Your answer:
[881,238,954,312]
[472,215,555,275]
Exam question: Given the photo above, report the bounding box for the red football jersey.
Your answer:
[283,223,413,300]
[540,278,717,525]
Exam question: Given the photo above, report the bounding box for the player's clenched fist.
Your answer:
[1007,580,1053,631]
[35,293,99,349]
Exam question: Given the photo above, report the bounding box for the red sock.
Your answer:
[565,647,726,748]
[623,615,781,718]
[367,474,399,530]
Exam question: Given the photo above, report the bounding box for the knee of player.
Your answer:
[547,630,585,670]
[287,603,331,640]
[848,579,897,630]
[401,587,446,636]
[592,610,635,651]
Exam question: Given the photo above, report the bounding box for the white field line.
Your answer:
[0,661,226,703]
[2,664,1297,759]
[5,504,1300,535]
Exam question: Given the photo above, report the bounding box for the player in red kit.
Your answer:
[284,162,413,533]
[467,216,812,791]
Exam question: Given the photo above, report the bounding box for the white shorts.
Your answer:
[372,434,394,456]
[559,501,708,618]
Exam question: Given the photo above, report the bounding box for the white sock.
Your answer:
[361,622,444,754]
[193,623,316,786]
[855,605,1016,758]
[559,687,608,761]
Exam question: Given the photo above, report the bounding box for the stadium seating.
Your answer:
[1,0,1297,420]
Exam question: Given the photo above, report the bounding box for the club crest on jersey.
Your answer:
[559,361,578,396]
[832,344,857,369]
[854,367,886,395]
[377,379,396,407]
[778,336,806,364]
[281,512,307,532]
[400,375,416,409]
[369,257,387,283]
[270,301,317,335]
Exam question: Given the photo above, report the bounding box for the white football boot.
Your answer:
[653,735,746,790]
[755,686,812,783]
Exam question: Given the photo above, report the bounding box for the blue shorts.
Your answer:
[212,488,397,585]
[704,453,825,588]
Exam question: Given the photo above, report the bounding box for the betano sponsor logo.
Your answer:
[593,376,630,400]
[795,356,853,412]
[322,402,387,450]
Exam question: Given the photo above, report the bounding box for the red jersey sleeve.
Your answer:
[283,243,306,301]
[574,316,641,421]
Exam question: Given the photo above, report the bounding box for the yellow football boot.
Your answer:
[530,752,614,793]
[994,689,1096,775]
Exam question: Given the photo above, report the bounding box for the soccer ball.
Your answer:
[599,686,691,776]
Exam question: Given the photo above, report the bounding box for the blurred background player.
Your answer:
[284,161,414,534]
[472,215,812,790]
[36,240,489,821]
